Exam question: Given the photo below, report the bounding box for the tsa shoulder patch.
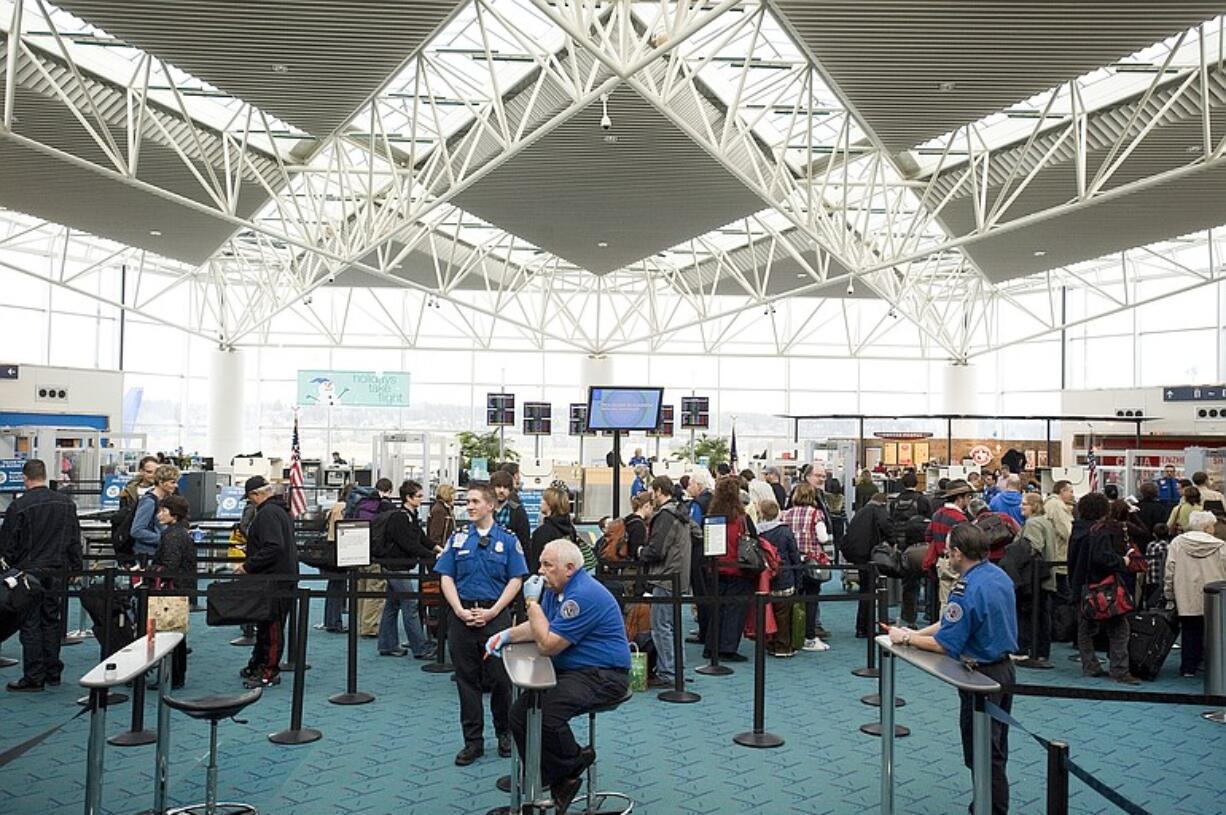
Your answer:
[943,601,964,624]
[560,599,580,620]
[950,578,967,597]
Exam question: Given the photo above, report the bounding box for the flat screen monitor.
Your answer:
[646,404,674,438]
[523,402,552,436]
[486,393,515,426]
[585,386,664,432]
[680,396,710,429]
[568,403,595,437]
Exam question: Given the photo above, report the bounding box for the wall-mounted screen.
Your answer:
[486,393,515,426]
[680,396,710,429]
[585,386,664,431]
[523,402,552,436]
[646,404,674,438]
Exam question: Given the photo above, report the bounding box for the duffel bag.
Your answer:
[206,580,276,626]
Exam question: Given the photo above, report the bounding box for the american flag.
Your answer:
[288,413,307,517]
[1086,444,1099,493]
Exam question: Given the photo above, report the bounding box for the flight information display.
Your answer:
[569,403,595,436]
[680,396,710,429]
[523,402,552,435]
[586,387,664,431]
[646,404,674,438]
[486,393,515,426]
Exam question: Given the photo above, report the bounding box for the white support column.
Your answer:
[208,347,245,468]
[581,355,615,466]
[944,363,978,459]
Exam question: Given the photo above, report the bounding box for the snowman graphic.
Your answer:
[305,377,349,407]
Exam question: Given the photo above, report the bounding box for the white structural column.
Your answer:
[208,347,245,467]
[942,364,977,414]
[581,354,616,390]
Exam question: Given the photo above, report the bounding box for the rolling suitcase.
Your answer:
[1127,609,1177,680]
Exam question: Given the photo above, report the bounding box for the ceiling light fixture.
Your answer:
[600,94,612,132]
[149,230,162,237]
[938,81,957,92]
[272,63,289,74]
[1032,250,1046,257]
[597,241,609,248]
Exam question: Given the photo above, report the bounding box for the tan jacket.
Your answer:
[1167,501,1203,533]
[1020,515,1058,592]
[1164,531,1226,616]
[1043,495,1073,575]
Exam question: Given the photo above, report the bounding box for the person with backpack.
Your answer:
[352,478,397,637]
[841,491,891,639]
[129,464,181,559]
[988,475,1024,526]
[969,498,1020,563]
[757,498,802,658]
[110,456,158,564]
[622,492,653,561]
[531,487,587,574]
[923,480,975,607]
[1070,492,1141,685]
[1166,485,1203,535]
[377,480,436,659]
[1008,493,1057,669]
[890,471,932,627]
[639,475,693,687]
[705,476,758,661]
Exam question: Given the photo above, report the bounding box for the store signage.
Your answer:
[486,393,515,426]
[101,475,127,509]
[296,370,411,407]
[0,459,25,493]
[0,364,18,379]
[1163,385,1226,402]
[216,486,246,519]
[968,445,993,466]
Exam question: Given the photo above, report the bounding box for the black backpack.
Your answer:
[110,499,138,560]
[368,510,396,563]
[974,513,1014,561]
[888,493,921,548]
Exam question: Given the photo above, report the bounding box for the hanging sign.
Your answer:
[296,370,411,407]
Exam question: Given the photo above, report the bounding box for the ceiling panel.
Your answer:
[773,1,1226,152]
[51,0,464,138]
[452,88,766,274]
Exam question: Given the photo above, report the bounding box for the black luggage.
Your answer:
[1127,609,1177,680]
[1051,600,1077,643]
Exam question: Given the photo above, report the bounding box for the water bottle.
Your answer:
[103,662,117,683]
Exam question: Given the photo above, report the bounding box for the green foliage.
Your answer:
[671,434,729,466]
[457,430,518,468]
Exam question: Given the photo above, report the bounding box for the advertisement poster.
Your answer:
[215,486,246,519]
[101,474,127,509]
[296,370,411,407]
[336,521,371,568]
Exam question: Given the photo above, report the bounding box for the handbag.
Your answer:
[802,552,832,583]
[0,568,44,615]
[870,543,904,578]
[1080,573,1134,621]
[147,594,190,633]
[206,580,276,626]
[736,530,767,573]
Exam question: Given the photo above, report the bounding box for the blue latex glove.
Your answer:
[523,575,545,603]
[485,629,511,658]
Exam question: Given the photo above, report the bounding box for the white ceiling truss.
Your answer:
[1,0,1225,363]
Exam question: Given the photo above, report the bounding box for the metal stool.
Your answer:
[582,688,635,815]
[163,687,263,815]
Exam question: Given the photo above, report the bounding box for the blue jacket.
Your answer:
[129,490,163,556]
[758,520,801,593]
[1156,476,1181,504]
[988,490,1024,526]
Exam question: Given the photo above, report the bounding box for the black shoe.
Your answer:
[1113,673,1142,686]
[1082,666,1106,678]
[720,652,748,663]
[379,647,408,657]
[171,680,185,690]
[550,774,583,815]
[684,635,703,644]
[46,675,62,687]
[497,732,512,758]
[647,675,672,688]
[814,626,831,639]
[455,744,484,766]
[239,665,259,680]
[1016,657,1054,670]
[7,677,45,692]
[414,646,438,660]
[243,673,281,689]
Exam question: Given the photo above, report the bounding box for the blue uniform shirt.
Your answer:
[540,568,631,672]
[434,523,529,602]
[934,560,1018,663]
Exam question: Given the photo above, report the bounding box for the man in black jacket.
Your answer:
[491,470,531,553]
[843,491,891,638]
[891,471,933,627]
[377,480,436,658]
[234,476,298,688]
[1,459,82,691]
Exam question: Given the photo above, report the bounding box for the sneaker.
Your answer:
[455,744,484,766]
[802,638,829,652]
[379,647,408,657]
[6,677,44,692]
[1112,673,1142,686]
[770,650,796,658]
[497,732,513,758]
[239,665,260,680]
[243,673,281,689]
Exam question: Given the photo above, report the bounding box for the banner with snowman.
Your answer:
[295,370,411,408]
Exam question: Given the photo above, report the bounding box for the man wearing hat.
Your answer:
[233,476,299,688]
[923,480,975,606]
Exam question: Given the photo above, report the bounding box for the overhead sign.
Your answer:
[568,403,595,437]
[101,475,127,509]
[0,364,17,380]
[1164,385,1226,402]
[0,459,25,493]
[680,396,710,430]
[215,486,246,519]
[647,404,674,438]
[523,402,552,436]
[487,393,515,426]
[296,370,411,407]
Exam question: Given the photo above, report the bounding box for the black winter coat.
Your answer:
[385,508,435,563]
[0,486,82,574]
[244,496,298,582]
[529,514,578,574]
[841,501,891,564]
[154,520,197,588]
[1069,519,1126,592]
[622,514,647,561]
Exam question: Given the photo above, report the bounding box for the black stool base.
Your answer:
[422,662,455,674]
[695,663,733,676]
[658,689,701,704]
[78,692,127,707]
[230,636,257,647]
[164,803,257,814]
[329,691,374,705]
[733,730,784,748]
[268,727,322,745]
[860,693,906,707]
[859,723,910,738]
[851,666,879,678]
[108,729,157,747]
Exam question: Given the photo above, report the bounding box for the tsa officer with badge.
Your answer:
[887,523,1017,815]
[435,483,528,766]
[486,539,631,815]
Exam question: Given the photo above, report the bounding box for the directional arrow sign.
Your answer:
[1163,385,1226,402]
[0,365,17,380]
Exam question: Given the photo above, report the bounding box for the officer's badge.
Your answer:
[943,602,964,623]
[560,599,580,619]
[495,541,504,553]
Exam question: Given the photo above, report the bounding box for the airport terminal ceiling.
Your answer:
[2,1,1226,362]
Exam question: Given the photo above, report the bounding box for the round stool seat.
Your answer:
[164,688,262,722]
[590,688,634,715]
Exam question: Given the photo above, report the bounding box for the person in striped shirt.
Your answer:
[923,480,975,605]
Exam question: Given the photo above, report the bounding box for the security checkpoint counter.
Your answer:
[875,634,1001,815]
[80,631,183,815]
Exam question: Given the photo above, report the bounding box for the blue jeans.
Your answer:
[377,577,431,655]
[323,578,345,629]
[650,585,674,682]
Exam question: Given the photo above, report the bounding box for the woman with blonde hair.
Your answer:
[427,483,456,554]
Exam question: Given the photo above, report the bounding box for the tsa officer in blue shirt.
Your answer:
[486,539,631,815]
[435,483,528,766]
[887,523,1018,815]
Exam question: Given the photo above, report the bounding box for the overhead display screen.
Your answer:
[486,393,515,426]
[646,404,674,438]
[585,386,664,431]
[569,403,595,437]
[523,402,552,436]
[680,396,710,429]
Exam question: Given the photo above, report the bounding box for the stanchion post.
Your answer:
[880,643,895,815]
[423,599,454,674]
[733,592,783,748]
[1029,560,1042,662]
[269,588,322,745]
[1045,740,1069,815]
[61,562,82,646]
[971,694,991,815]
[331,570,374,705]
[108,587,156,746]
[696,560,731,677]
[659,571,700,704]
[853,565,880,678]
[79,567,127,708]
